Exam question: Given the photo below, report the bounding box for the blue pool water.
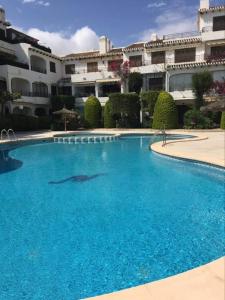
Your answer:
[0,136,224,300]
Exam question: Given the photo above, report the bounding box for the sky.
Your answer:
[0,0,200,55]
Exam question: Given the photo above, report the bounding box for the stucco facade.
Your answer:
[0,0,224,116]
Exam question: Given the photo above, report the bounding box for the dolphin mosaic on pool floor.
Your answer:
[48,173,106,184]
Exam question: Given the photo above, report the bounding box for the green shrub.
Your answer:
[109,93,140,128]
[84,96,102,128]
[184,109,213,129]
[152,92,178,129]
[10,114,39,131]
[140,91,160,128]
[220,112,225,129]
[192,71,213,109]
[38,116,51,130]
[104,100,115,128]
[128,72,143,94]
[0,117,11,130]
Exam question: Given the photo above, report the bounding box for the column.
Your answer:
[95,83,99,98]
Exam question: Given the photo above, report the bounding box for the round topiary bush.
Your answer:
[84,96,102,128]
[152,92,178,129]
[220,112,225,129]
[104,101,115,128]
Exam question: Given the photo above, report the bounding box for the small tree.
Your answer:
[84,96,102,128]
[152,92,178,129]
[0,91,20,116]
[192,71,213,110]
[128,72,143,94]
[51,95,75,111]
[112,61,130,92]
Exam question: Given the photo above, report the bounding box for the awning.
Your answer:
[74,81,95,86]
[96,78,120,83]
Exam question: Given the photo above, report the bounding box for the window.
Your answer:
[99,83,121,97]
[169,74,193,92]
[151,51,165,64]
[175,48,196,63]
[75,85,95,97]
[148,73,165,91]
[129,55,143,67]
[108,60,123,71]
[58,86,72,96]
[87,62,98,73]
[65,64,75,75]
[51,85,57,96]
[211,45,225,56]
[213,16,225,32]
[50,61,56,73]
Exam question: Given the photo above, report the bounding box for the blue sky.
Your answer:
[0,0,200,55]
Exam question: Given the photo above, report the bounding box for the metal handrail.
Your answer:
[154,125,167,147]
[7,129,17,141]
[0,129,9,140]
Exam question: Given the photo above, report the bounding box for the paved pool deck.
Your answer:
[0,129,224,299]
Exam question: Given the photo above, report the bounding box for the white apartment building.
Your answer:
[0,0,224,116]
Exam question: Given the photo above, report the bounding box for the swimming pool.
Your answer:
[0,135,224,299]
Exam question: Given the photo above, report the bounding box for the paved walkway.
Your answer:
[1,129,224,300]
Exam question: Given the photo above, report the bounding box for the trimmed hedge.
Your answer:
[128,72,143,94]
[84,96,102,128]
[109,93,140,128]
[0,115,51,131]
[184,109,213,129]
[220,112,225,129]
[152,92,178,129]
[104,101,115,128]
[140,91,160,128]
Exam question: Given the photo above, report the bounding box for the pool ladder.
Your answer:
[153,126,167,147]
[0,129,17,141]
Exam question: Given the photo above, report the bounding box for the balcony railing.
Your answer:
[13,91,50,98]
[0,58,29,70]
[167,54,205,64]
[163,31,201,40]
[205,52,225,62]
[202,26,213,33]
[209,0,225,7]
[31,66,47,74]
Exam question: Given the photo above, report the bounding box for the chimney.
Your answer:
[99,36,112,54]
[200,0,209,9]
[0,8,6,23]
[151,33,158,42]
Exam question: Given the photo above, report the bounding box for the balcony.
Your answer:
[205,52,225,62]
[71,67,119,84]
[30,55,47,74]
[202,26,225,41]
[0,58,29,70]
[31,65,47,74]
[163,31,201,40]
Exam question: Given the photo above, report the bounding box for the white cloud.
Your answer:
[22,0,50,6]
[23,0,36,3]
[25,26,99,56]
[147,2,166,8]
[140,5,196,41]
